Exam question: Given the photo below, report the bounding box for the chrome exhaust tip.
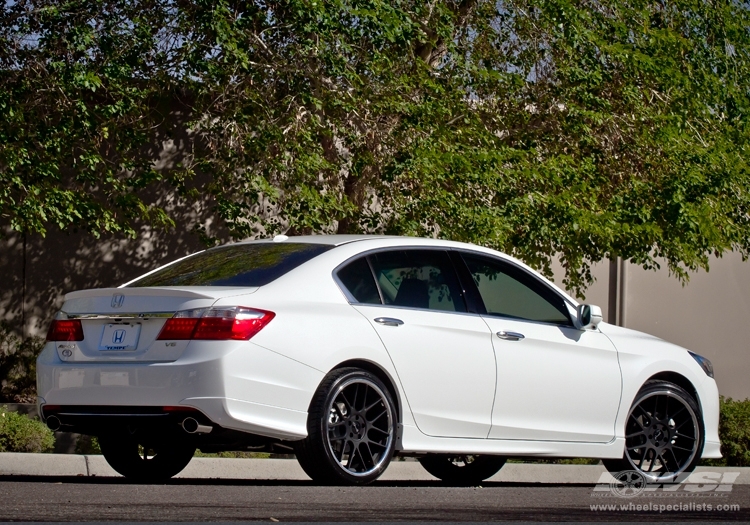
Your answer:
[46,415,61,432]
[181,417,213,434]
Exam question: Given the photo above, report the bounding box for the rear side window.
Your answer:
[336,257,381,304]
[368,250,466,312]
[127,243,332,287]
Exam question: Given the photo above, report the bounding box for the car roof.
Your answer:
[236,234,407,246]
[246,235,579,307]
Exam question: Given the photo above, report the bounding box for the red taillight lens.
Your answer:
[156,307,275,341]
[157,317,200,340]
[46,320,84,341]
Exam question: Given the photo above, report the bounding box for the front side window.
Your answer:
[128,243,333,287]
[367,250,466,312]
[461,253,571,325]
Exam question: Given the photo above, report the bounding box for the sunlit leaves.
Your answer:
[1,0,749,294]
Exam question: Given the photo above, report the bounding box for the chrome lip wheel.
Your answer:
[624,390,699,482]
[325,377,394,478]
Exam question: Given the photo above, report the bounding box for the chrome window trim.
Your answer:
[60,312,174,320]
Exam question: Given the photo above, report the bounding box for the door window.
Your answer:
[461,253,571,325]
[367,250,466,312]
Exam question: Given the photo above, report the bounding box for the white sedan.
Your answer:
[37,235,721,484]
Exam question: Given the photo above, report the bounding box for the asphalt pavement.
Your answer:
[0,478,748,522]
[1,455,749,522]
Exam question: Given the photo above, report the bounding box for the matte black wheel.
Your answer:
[99,435,195,481]
[419,454,506,485]
[295,368,396,485]
[604,380,704,483]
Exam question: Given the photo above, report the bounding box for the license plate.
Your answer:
[99,323,141,351]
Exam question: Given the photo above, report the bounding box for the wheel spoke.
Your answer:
[368,425,390,436]
[362,442,376,469]
[626,430,646,439]
[352,383,362,411]
[368,408,388,424]
[340,391,355,413]
[658,451,671,472]
[335,440,350,463]
[670,405,686,422]
[669,448,682,470]
[365,436,387,451]
[630,405,650,428]
[347,443,359,470]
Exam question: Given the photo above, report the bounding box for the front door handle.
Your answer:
[496,330,525,341]
[374,317,404,327]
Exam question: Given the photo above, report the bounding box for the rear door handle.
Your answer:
[496,331,525,341]
[374,317,404,327]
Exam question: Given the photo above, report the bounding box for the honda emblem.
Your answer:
[111,294,125,308]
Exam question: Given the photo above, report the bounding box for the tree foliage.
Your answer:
[2,0,750,293]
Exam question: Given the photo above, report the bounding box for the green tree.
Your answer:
[2,0,750,294]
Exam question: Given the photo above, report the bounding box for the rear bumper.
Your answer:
[36,340,322,441]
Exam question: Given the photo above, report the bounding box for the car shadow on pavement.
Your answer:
[0,475,594,488]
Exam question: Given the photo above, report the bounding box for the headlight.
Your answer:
[689,351,714,378]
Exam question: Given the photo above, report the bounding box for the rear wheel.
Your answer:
[99,435,195,481]
[603,380,704,483]
[295,368,397,485]
[418,454,506,485]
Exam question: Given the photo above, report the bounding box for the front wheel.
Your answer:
[295,368,397,485]
[603,380,704,483]
[418,454,506,485]
[99,435,195,481]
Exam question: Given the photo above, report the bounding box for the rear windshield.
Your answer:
[127,243,333,287]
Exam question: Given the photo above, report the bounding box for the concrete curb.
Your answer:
[1,453,749,484]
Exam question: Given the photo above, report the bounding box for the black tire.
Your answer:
[603,380,704,483]
[295,367,397,485]
[99,434,195,481]
[418,454,506,485]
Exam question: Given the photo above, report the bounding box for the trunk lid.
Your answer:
[53,287,258,362]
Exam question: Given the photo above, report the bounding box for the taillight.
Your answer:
[157,307,275,341]
[46,320,84,341]
[156,309,204,340]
